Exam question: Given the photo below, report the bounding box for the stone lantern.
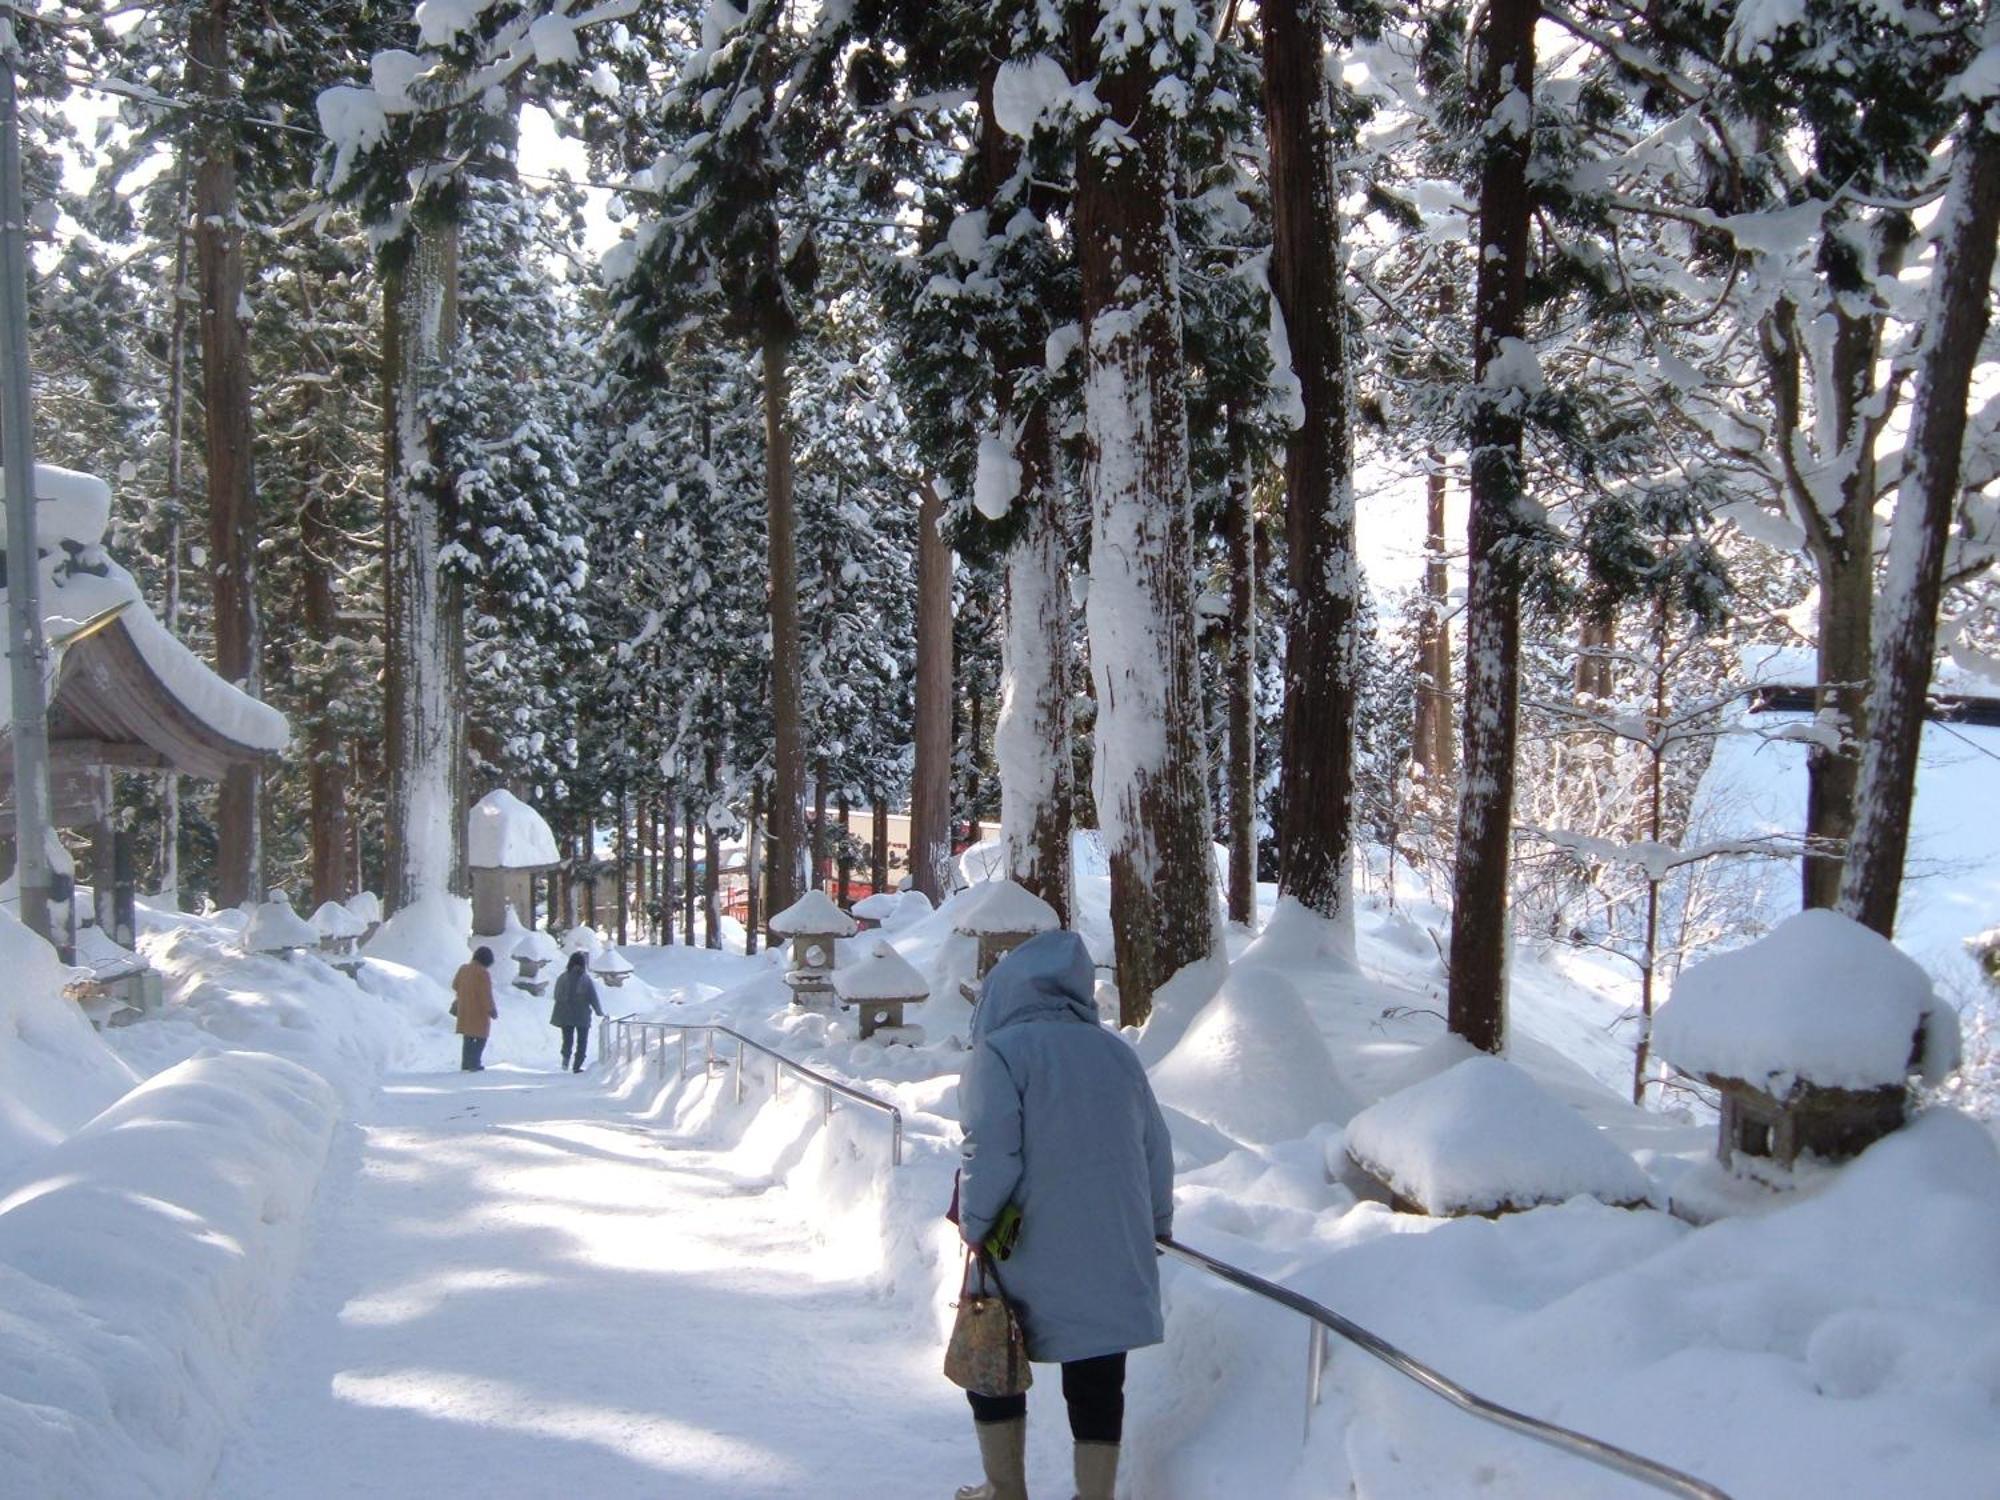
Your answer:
[1655,909,1962,1221]
[242,891,320,959]
[953,879,1060,1002]
[310,900,369,974]
[512,926,563,996]
[834,940,930,1042]
[851,891,900,933]
[769,889,858,1003]
[592,946,636,989]
[468,789,561,938]
[344,890,383,946]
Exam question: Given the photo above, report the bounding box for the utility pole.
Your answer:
[0,33,53,942]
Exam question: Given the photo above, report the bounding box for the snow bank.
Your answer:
[1150,966,1359,1144]
[1345,1054,1651,1215]
[0,1051,338,1499]
[363,892,474,986]
[466,788,559,869]
[0,911,137,1188]
[1656,908,1961,1093]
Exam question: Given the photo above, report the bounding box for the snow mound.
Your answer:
[952,878,1060,935]
[769,889,858,937]
[0,911,137,1187]
[513,927,562,964]
[833,941,931,1003]
[362,893,473,986]
[308,901,367,940]
[564,923,604,954]
[466,788,559,869]
[343,890,382,926]
[240,893,319,952]
[1345,1054,1651,1215]
[1238,894,1360,971]
[883,890,933,929]
[1655,908,1961,1094]
[1150,967,1359,1144]
[592,946,635,977]
[0,1051,337,1499]
[851,891,901,921]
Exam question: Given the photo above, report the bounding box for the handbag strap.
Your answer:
[961,1246,999,1298]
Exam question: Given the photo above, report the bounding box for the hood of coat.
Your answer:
[971,929,1098,1042]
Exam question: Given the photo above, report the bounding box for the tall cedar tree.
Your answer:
[1448,0,1537,1054]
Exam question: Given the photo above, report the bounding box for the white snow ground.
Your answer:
[207,1063,974,1499]
[7,851,2000,1498]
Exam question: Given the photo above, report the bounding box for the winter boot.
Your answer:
[954,1416,1027,1500]
[1071,1441,1118,1500]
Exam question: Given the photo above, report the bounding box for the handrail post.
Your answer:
[734,1038,745,1103]
[706,1028,716,1074]
[1306,1321,1327,1440]
[823,1082,833,1126]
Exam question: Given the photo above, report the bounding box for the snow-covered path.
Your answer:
[210,1062,972,1498]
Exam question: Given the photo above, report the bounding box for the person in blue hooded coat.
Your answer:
[951,929,1174,1500]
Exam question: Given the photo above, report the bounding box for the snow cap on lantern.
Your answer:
[770,889,857,1002]
[1655,908,1961,1174]
[242,891,321,956]
[468,790,561,936]
[511,925,563,995]
[952,879,1060,1001]
[834,939,930,1041]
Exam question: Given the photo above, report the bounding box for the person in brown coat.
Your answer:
[451,947,498,1072]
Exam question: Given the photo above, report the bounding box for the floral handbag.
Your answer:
[943,1249,1033,1396]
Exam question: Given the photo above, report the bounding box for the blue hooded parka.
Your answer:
[956,930,1175,1364]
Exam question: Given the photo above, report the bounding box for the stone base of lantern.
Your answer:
[1711,1076,1909,1168]
[514,976,550,997]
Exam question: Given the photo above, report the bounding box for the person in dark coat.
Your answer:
[451,948,498,1072]
[952,930,1175,1500]
[549,951,604,1072]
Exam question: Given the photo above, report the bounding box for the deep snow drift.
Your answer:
[3,848,1998,1497]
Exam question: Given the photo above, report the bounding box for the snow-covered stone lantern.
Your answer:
[344,890,383,945]
[565,923,603,957]
[834,940,930,1042]
[242,891,320,959]
[769,889,857,1003]
[851,891,900,933]
[512,926,563,996]
[468,789,561,938]
[1655,909,1961,1220]
[1343,1052,1650,1217]
[953,879,1061,1003]
[592,946,636,989]
[310,900,369,973]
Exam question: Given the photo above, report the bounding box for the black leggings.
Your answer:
[967,1352,1125,1444]
[560,1024,589,1067]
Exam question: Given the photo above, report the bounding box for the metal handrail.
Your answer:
[600,1013,904,1167]
[1158,1236,1733,1500]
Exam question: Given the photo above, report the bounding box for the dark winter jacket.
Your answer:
[549,967,603,1028]
[957,930,1175,1364]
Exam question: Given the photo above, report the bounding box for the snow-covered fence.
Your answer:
[598,1013,904,1167]
[1157,1236,1734,1500]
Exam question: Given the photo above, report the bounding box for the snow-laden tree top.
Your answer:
[1345,1052,1651,1216]
[952,879,1060,936]
[769,889,858,937]
[1655,909,1963,1094]
[832,941,929,1002]
[466,789,560,870]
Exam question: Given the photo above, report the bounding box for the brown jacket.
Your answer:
[452,962,497,1038]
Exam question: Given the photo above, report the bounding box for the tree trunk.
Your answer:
[1446,0,1538,1056]
[192,0,262,907]
[1263,0,1361,950]
[381,228,470,914]
[871,794,890,892]
[1075,9,1219,1024]
[703,803,721,950]
[997,400,1075,926]
[1575,615,1615,703]
[1224,439,1257,927]
[615,785,628,945]
[762,333,807,922]
[1412,463,1454,802]
[301,471,350,905]
[911,477,955,901]
[160,160,192,909]
[1843,115,2000,935]
[811,756,830,891]
[746,778,762,955]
